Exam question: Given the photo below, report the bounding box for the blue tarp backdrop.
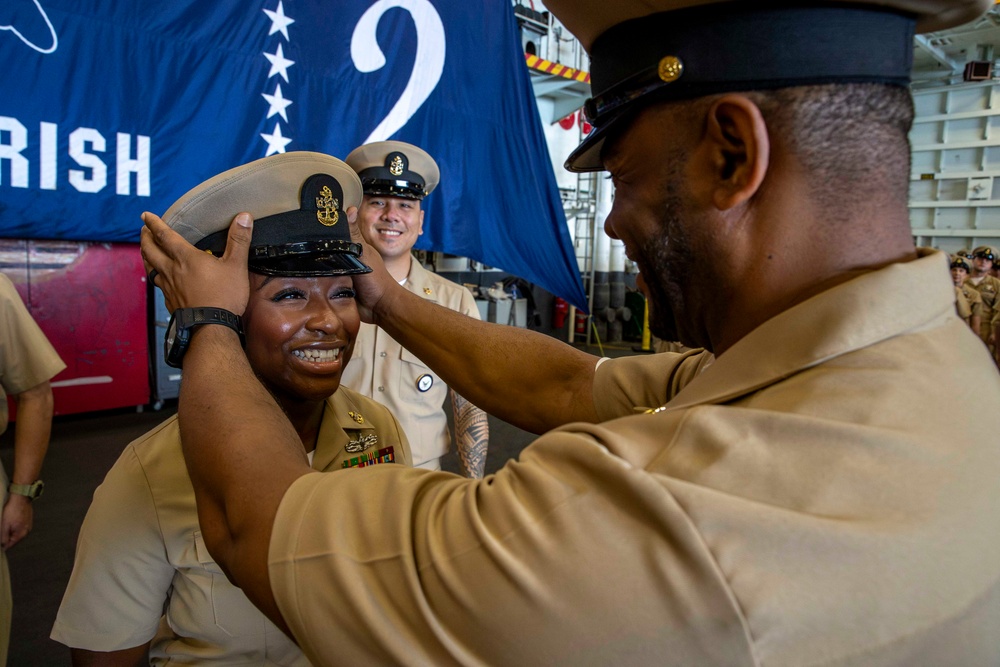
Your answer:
[0,0,587,308]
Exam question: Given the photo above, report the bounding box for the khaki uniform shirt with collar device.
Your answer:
[267,250,1000,666]
[51,388,410,665]
[340,257,480,468]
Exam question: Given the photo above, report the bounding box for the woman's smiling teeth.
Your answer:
[293,348,340,362]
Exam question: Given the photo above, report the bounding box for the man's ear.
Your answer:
[702,94,770,211]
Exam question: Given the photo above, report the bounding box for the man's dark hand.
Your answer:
[140,211,253,315]
[346,205,403,325]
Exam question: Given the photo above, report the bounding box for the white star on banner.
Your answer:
[264,43,294,82]
[261,122,292,156]
[263,1,295,41]
[262,82,293,122]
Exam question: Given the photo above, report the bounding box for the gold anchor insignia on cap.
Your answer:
[389,155,404,176]
[658,55,683,83]
[346,433,378,453]
[316,185,340,226]
[348,411,365,424]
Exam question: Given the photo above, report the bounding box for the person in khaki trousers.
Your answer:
[0,273,64,665]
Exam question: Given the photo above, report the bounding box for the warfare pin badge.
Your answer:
[346,433,378,453]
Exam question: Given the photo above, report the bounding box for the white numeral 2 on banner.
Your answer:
[351,0,445,143]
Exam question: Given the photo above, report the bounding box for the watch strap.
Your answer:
[186,307,245,337]
[8,480,44,500]
[165,307,246,369]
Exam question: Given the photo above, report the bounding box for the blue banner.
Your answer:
[0,0,586,308]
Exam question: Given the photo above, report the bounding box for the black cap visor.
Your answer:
[361,177,426,200]
[194,208,372,277]
[249,240,372,276]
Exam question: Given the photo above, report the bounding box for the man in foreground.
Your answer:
[140,0,1000,664]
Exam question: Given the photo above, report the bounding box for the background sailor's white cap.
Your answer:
[162,151,370,276]
[541,0,994,172]
[345,141,440,200]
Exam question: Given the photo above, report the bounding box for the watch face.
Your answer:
[165,315,178,350]
[164,312,185,368]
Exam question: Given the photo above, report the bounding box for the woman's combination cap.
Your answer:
[161,151,371,276]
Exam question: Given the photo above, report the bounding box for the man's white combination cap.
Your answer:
[345,141,440,201]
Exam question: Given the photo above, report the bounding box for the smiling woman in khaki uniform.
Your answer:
[140,1,1000,664]
[51,153,410,665]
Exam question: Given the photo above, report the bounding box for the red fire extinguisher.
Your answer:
[574,310,588,335]
[553,297,569,328]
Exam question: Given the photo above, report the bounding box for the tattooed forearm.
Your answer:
[452,389,489,478]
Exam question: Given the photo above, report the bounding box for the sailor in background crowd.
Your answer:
[951,254,983,333]
[964,245,1000,362]
[139,0,1000,663]
[52,152,410,664]
[342,141,489,477]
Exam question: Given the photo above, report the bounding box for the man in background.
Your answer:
[0,272,64,663]
[951,254,982,333]
[965,245,1000,361]
[342,141,489,477]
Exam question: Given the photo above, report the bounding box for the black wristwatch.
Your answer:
[164,307,245,368]
[8,480,44,501]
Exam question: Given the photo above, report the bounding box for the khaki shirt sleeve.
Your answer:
[0,274,65,395]
[268,427,750,666]
[593,349,714,421]
[457,284,481,320]
[51,445,175,650]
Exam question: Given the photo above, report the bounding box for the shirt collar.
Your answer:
[660,249,955,412]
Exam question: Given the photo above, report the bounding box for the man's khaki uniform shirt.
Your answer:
[341,258,480,468]
[52,388,410,665]
[267,250,1000,666]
